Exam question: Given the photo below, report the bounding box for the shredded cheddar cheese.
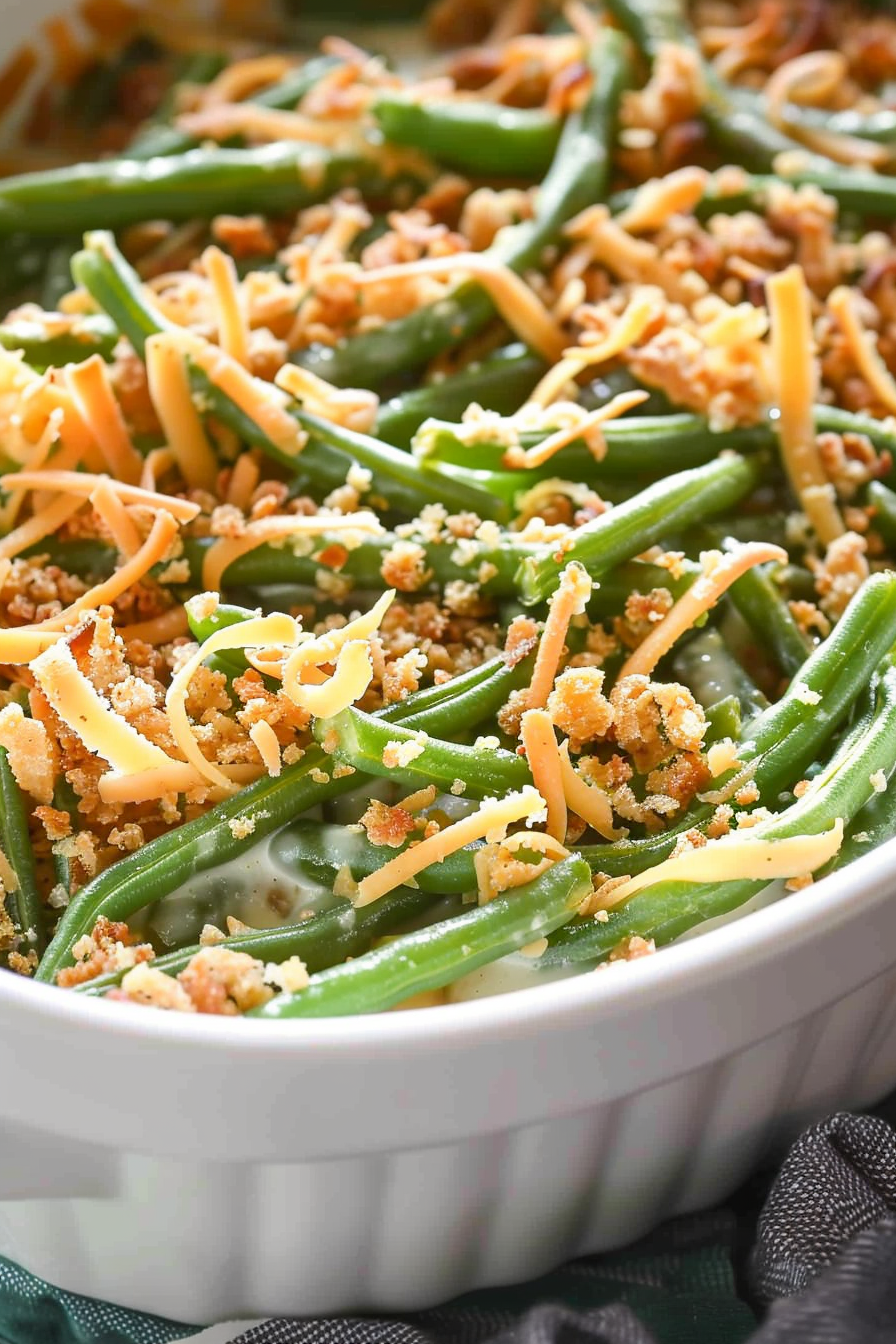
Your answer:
[520,708,567,842]
[65,355,143,485]
[0,471,201,522]
[355,786,546,906]
[527,562,592,710]
[201,510,384,591]
[767,266,844,545]
[528,295,657,407]
[145,333,220,492]
[602,819,845,907]
[620,542,788,679]
[557,740,624,840]
[614,166,710,233]
[503,388,648,468]
[165,612,300,793]
[202,245,250,368]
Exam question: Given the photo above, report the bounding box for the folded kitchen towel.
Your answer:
[5,1102,896,1344]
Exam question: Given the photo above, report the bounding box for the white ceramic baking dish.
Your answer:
[3,0,896,1326]
[3,836,896,1322]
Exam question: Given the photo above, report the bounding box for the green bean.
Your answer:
[0,313,118,369]
[372,96,562,178]
[0,745,45,963]
[375,345,546,449]
[868,480,896,546]
[0,143,411,239]
[414,412,771,480]
[36,656,524,982]
[251,855,592,1019]
[720,538,812,679]
[671,625,769,720]
[517,454,760,605]
[273,821,477,896]
[541,662,896,966]
[297,28,630,388]
[50,778,81,905]
[731,89,896,149]
[313,705,531,797]
[690,170,896,222]
[704,694,743,745]
[822,783,896,875]
[76,886,442,996]
[603,0,832,172]
[126,54,342,161]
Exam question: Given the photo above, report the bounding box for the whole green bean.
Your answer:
[414,412,771,480]
[517,454,760,605]
[314,704,532,797]
[720,537,812,679]
[75,886,442,996]
[0,745,45,962]
[251,855,592,1019]
[372,96,563,178]
[542,662,896,965]
[0,312,118,368]
[375,344,546,449]
[0,142,411,239]
[297,28,630,388]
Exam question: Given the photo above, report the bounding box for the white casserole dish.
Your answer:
[2,0,896,1325]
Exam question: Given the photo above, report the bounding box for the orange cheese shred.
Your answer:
[64,354,143,485]
[89,479,141,558]
[0,492,84,563]
[620,542,788,679]
[503,389,649,469]
[767,265,844,545]
[355,786,546,907]
[528,295,657,408]
[557,740,624,841]
[145,333,220,493]
[0,471,200,523]
[526,562,592,710]
[202,245,250,368]
[520,708,567,842]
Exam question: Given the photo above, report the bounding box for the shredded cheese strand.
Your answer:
[0,471,200,523]
[282,638,373,718]
[165,612,300,793]
[31,640,173,776]
[145,333,220,492]
[98,762,262,805]
[65,355,143,485]
[202,245,250,368]
[527,562,592,710]
[0,492,84,563]
[249,719,282,777]
[558,740,624,841]
[504,389,649,468]
[172,328,307,458]
[829,284,896,417]
[226,454,261,511]
[274,364,379,434]
[520,709,567,842]
[325,254,567,363]
[89,479,141,558]
[615,166,710,233]
[201,510,384,591]
[620,542,788,679]
[14,510,180,636]
[601,819,845,907]
[767,266,844,545]
[121,607,190,645]
[529,296,656,407]
[355,786,546,907]
[180,104,347,146]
